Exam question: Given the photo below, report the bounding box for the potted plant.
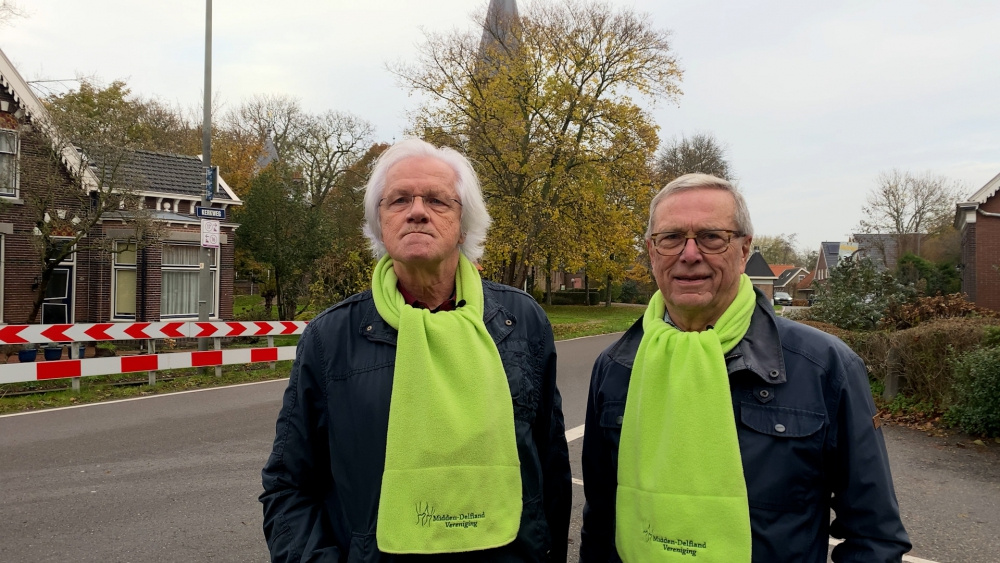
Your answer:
[43,344,64,361]
[18,344,38,363]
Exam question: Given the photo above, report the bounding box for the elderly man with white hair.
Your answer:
[261,138,572,563]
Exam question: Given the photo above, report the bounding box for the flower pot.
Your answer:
[43,346,64,361]
[78,346,87,359]
[18,349,37,363]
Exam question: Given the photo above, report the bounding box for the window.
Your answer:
[160,244,217,318]
[113,242,137,318]
[0,129,17,196]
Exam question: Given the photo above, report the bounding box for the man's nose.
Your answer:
[678,237,703,262]
[406,197,430,222]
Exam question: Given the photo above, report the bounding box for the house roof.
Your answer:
[745,251,777,278]
[966,171,1000,206]
[775,267,807,288]
[0,46,101,190]
[796,269,816,291]
[87,149,240,202]
[770,264,796,277]
[821,242,841,270]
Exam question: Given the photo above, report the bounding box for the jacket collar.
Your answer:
[607,288,787,385]
[358,285,505,347]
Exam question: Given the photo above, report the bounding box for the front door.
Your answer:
[41,267,72,324]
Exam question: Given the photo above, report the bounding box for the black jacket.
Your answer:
[261,281,572,563]
[579,290,911,563]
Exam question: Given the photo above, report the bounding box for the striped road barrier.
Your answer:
[0,346,298,385]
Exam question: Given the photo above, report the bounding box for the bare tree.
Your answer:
[224,95,308,160]
[296,111,375,206]
[654,132,734,185]
[856,169,963,261]
[0,0,25,27]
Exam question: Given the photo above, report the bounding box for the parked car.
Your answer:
[773,292,793,306]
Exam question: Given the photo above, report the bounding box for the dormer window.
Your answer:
[0,129,17,196]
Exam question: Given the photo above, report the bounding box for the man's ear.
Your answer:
[741,235,753,262]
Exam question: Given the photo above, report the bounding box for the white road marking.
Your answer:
[568,425,938,563]
[566,424,586,442]
[557,332,626,343]
[828,538,937,563]
[0,377,290,418]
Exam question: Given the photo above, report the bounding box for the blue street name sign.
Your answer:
[195,206,226,220]
[205,165,219,201]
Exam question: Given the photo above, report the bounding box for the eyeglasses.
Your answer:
[379,194,463,214]
[650,229,744,256]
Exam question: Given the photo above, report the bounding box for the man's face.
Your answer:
[646,188,752,327]
[379,156,464,267]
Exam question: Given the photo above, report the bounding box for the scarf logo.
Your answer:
[642,522,707,556]
[415,502,485,529]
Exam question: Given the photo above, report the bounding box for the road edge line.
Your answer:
[0,377,290,418]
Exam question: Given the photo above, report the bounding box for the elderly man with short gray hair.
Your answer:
[579,173,910,562]
[261,138,571,562]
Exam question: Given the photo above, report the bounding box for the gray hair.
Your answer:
[644,173,754,240]
[362,138,491,262]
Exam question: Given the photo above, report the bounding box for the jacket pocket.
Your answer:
[738,402,826,511]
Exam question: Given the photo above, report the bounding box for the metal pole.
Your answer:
[199,0,213,355]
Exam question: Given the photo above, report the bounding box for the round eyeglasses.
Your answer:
[379,194,462,214]
[650,229,744,256]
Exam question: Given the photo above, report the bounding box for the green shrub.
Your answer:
[809,257,915,331]
[946,346,1000,437]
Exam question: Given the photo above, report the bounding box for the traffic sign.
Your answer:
[195,206,226,220]
[205,166,219,201]
[201,219,220,248]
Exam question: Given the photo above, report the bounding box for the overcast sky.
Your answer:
[3,0,999,253]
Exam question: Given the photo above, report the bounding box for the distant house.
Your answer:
[769,264,796,278]
[745,248,777,301]
[0,47,241,324]
[774,266,809,296]
[795,269,816,302]
[812,241,857,282]
[956,172,1000,312]
[852,232,924,272]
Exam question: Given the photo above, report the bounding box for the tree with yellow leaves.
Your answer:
[393,0,682,288]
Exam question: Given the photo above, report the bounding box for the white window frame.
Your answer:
[0,128,18,198]
[160,243,219,319]
[111,241,137,320]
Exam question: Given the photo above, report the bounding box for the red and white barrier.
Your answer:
[0,346,298,385]
[0,321,308,345]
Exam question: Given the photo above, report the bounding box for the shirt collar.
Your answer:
[397,282,458,313]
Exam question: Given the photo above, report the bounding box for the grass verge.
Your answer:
[544,304,645,340]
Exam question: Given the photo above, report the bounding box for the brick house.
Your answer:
[956,172,1000,312]
[0,47,241,325]
[774,266,809,296]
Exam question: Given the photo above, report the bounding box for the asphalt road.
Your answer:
[1,332,997,562]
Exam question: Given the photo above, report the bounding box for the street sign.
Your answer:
[195,206,226,220]
[205,166,219,201]
[201,219,220,248]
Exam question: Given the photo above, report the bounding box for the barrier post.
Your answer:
[148,339,157,386]
[214,337,222,377]
[70,341,81,392]
[267,335,275,370]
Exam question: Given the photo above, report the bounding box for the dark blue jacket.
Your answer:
[579,290,911,562]
[261,281,572,563]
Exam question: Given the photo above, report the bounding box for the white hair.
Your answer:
[362,138,491,262]
[644,173,754,240]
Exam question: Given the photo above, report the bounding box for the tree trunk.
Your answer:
[545,255,553,306]
[25,266,57,324]
[584,269,590,306]
[605,273,612,307]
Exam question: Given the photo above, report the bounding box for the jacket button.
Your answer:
[769,370,779,379]
[774,424,786,433]
[759,389,770,399]
[505,319,512,326]
[366,325,373,332]
[616,415,624,425]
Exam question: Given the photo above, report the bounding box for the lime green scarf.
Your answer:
[372,254,522,554]
[616,274,756,562]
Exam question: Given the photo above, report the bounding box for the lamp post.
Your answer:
[198,0,213,353]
